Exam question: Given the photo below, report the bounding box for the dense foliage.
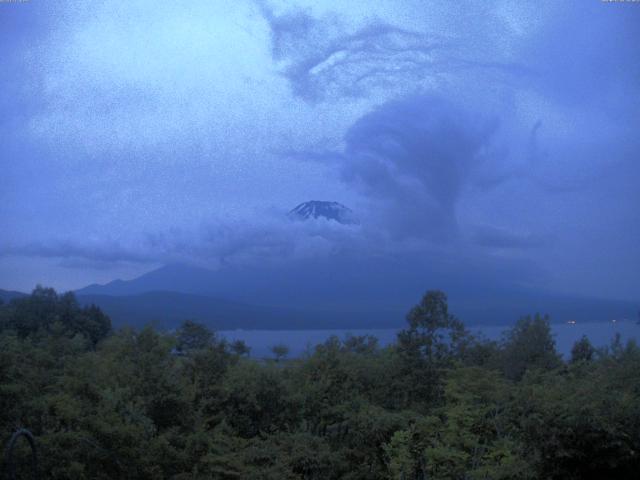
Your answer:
[1,287,639,479]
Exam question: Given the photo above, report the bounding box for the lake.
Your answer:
[219,320,640,359]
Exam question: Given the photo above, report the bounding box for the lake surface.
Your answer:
[219,321,640,359]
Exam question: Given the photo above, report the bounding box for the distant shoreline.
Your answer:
[218,320,640,359]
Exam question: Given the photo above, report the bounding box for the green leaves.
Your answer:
[2,289,640,479]
[500,314,562,381]
[175,320,214,353]
[0,286,111,346]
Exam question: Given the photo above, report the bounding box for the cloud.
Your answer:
[520,2,640,114]
[316,94,502,240]
[23,0,285,156]
[258,2,531,102]
[259,4,450,101]
[471,225,547,250]
[2,240,158,266]
[1,0,638,300]
[1,211,366,272]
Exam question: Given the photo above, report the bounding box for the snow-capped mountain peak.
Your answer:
[288,201,359,225]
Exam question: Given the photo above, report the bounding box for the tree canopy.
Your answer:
[1,287,639,479]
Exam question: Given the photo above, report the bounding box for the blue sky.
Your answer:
[1,0,639,301]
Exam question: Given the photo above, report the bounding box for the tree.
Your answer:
[342,334,378,355]
[221,361,295,437]
[513,356,640,480]
[395,290,468,407]
[570,335,595,363]
[501,314,562,381]
[74,303,111,346]
[397,290,467,363]
[230,339,251,357]
[176,320,214,353]
[423,367,532,479]
[4,285,640,479]
[0,287,111,346]
[384,429,419,479]
[5,285,59,337]
[271,344,289,362]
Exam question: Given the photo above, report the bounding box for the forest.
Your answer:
[1,286,640,479]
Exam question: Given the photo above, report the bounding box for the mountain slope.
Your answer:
[77,290,401,330]
[0,289,28,303]
[75,259,638,328]
[77,264,219,297]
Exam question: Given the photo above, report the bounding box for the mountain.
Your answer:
[0,289,27,303]
[76,258,422,309]
[288,200,359,225]
[77,264,220,297]
[75,259,638,329]
[76,291,377,330]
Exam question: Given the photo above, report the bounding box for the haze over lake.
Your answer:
[220,320,640,359]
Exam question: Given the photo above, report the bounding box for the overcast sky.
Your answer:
[1,0,638,301]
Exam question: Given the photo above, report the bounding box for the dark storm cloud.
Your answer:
[490,120,584,195]
[1,1,638,299]
[320,94,501,239]
[259,3,449,101]
[258,2,532,102]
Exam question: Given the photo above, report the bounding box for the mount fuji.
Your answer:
[288,201,359,225]
[70,202,637,330]
[73,259,637,331]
